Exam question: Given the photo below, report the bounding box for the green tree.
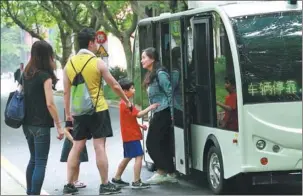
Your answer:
[82,1,138,77]
[1,25,30,72]
[109,66,128,81]
[1,0,187,73]
[0,0,67,66]
[1,0,139,72]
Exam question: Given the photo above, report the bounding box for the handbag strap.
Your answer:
[19,73,24,93]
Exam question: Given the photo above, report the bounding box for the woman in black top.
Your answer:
[22,40,64,195]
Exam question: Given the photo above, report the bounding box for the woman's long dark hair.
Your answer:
[24,40,58,84]
[142,47,162,89]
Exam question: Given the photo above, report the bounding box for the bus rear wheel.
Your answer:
[206,146,227,194]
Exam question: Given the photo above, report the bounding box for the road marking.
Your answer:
[1,155,49,195]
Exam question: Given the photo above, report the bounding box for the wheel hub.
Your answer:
[209,153,221,189]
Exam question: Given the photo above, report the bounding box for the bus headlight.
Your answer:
[272,145,280,153]
[256,140,266,150]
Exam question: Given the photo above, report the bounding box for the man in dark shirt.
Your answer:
[14,63,24,84]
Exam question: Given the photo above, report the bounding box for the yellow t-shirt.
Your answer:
[65,54,108,112]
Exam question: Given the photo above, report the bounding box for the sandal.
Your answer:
[74,180,87,188]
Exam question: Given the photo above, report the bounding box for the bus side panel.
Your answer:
[242,103,302,173]
[191,125,242,179]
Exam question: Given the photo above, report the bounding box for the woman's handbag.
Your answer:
[4,82,25,129]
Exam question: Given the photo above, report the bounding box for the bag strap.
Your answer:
[19,73,25,93]
[70,56,95,75]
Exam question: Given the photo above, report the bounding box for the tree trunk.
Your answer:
[121,36,133,79]
[73,32,79,53]
[60,33,72,68]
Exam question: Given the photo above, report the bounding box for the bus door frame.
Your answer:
[138,21,156,165]
[169,16,192,175]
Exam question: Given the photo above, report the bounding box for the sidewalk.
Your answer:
[1,168,26,195]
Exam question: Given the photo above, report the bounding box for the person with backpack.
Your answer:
[21,40,64,195]
[141,47,178,185]
[62,27,132,195]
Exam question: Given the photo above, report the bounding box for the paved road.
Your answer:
[1,168,26,195]
[1,79,301,195]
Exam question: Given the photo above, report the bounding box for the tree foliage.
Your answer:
[1,0,186,73]
[109,66,128,81]
[1,0,140,71]
[1,0,66,65]
[1,24,30,72]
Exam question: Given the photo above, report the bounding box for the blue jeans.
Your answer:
[23,125,51,195]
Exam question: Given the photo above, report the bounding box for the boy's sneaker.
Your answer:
[111,178,129,187]
[63,183,78,195]
[99,182,121,195]
[131,179,150,189]
[146,172,167,185]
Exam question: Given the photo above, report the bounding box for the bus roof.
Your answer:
[138,1,302,25]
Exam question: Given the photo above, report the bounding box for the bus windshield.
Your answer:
[231,11,302,104]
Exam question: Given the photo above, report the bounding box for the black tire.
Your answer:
[206,146,227,195]
[145,161,156,172]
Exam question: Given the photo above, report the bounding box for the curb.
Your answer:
[1,155,49,195]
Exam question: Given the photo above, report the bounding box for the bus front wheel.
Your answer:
[206,146,226,194]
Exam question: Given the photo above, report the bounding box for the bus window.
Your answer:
[189,15,217,126]
[161,23,171,71]
[231,11,302,104]
[138,24,153,114]
[185,17,196,91]
[213,13,238,132]
[170,20,184,128]
[139,24,153,51]
[155,23,161,58]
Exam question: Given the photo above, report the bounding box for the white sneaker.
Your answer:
[165,173,178,183]
[146,173,167,185]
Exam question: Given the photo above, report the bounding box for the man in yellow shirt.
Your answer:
[63,27,132,195]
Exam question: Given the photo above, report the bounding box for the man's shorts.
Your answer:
[123,140,144,158]
[73,110,113,141]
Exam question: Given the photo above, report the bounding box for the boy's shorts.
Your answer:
[123,140,144,158]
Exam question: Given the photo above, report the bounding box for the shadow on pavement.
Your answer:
[177,169,302,195]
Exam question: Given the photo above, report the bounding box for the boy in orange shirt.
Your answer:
[216,77,238,131]
[112,78,159,189]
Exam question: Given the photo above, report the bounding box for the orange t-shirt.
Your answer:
[223,92,238,131]
[119,100,142,142]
